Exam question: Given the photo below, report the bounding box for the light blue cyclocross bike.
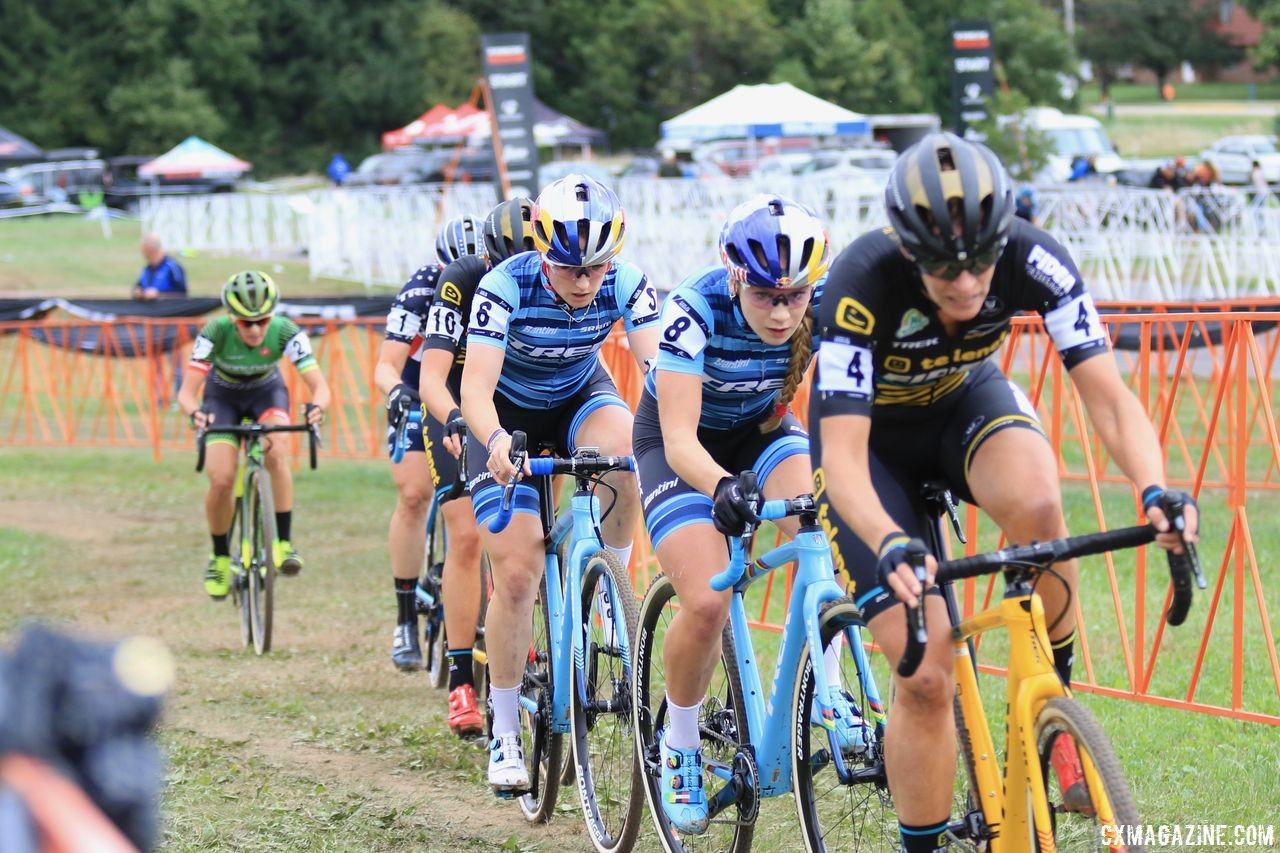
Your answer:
[632,471,895,852]
[489,430,645,853]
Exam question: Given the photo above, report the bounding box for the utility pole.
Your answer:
[1064,0,1075,37]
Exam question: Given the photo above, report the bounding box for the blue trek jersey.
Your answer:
[137,256,187,295]
[648,265,824,431]
[466,252,660,408]
[384,263,444,390]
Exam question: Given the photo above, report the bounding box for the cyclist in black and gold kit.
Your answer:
[419,198,535,736]
[374,216,483,671]
[178,271,331,600]
[811,134,1199,852]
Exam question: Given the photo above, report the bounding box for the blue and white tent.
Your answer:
[660,83,870,146]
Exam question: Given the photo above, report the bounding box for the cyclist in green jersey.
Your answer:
[177,271,331,599]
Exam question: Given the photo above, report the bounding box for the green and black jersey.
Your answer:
[188,315,318,385]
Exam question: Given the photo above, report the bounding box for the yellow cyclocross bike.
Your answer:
[894,485,1204,853]
[196,406,320,654]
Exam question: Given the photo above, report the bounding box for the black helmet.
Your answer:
[884,132,1014,273]
[482,197,535,263]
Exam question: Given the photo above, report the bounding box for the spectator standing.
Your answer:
[133,234,187,300]
[1250,160,1269,195]
[1014,186,1039,225]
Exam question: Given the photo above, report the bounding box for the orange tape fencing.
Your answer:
[2,310,1277,724]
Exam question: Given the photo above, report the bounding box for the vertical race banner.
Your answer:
[949,20,997,136]
[481,33,539,199]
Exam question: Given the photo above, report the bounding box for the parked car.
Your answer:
[1199,135,1280,184]
[537,159,615,189]
[753,152,817,179]
[0,176,26,208]
[4,158,105,205]
[346,148,497,187]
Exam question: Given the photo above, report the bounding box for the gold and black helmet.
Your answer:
[482,197,535,264]
[884,132,1014,267]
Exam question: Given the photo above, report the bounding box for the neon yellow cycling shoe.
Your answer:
[204,555,232,600]
[274,540,304,576]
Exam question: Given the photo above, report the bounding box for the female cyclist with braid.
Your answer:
[632,194,857,835]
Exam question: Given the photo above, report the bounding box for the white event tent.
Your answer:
[659,82,870,148]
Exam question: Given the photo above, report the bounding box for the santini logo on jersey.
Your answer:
[1026,245,1077,298]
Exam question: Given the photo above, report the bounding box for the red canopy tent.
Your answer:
[381,103,490,149]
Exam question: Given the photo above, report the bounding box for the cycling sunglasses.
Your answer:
[916,247,1001,281]
[235,316,272,328]
[545,259,610,278]
[742,286,813,309]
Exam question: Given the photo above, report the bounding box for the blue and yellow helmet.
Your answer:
[719,194,830,289]
[532,174,626,266]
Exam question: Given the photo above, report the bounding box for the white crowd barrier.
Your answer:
[141,178,1280,297]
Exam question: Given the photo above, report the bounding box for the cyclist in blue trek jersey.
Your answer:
[460,174,659,794]
[811,133,1199,852]
[632,194,852,834]
[373,215,483,671]
[418,198,536,737]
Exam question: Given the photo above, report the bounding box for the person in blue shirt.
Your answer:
[133,234,187,300]
[327,153,352,186]
[460,174,658,794]
[632,194,849,835]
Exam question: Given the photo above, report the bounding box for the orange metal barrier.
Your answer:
[2,311,1277,724]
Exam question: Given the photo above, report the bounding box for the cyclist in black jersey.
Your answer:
[178,271,331,599]
[811,133,1199,853]
[374,221,482,671]
[418,198,535,737]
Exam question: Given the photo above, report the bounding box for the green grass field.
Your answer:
[1079,81,1280,106]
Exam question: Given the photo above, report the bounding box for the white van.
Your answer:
[1020,107,1123,183]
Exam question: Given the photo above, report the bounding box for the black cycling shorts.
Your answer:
[810,361,1045,622]
[203,370,290,446]
[633,391,808,549]
[467,361,628,526]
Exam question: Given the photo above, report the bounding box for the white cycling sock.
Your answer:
[824,633,845,690]
[665,696,702,749]
[604,542,633,570]
[490,684,521,738]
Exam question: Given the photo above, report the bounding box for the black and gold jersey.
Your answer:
[815,217,1109,418]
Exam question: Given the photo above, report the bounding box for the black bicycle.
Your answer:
[196,407,320,654]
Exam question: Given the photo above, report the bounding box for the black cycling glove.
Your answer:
[875,533,930,590]
[444,407,465,442]
[1142,485,1198,534]
[711,475,759,536]
[387,382,419,424]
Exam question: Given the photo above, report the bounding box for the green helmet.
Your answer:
[222,270,279,320]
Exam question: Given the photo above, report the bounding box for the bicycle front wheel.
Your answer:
[633,573,754,853]
[248,469,277,655]
[422,502,448,688]
[517,569,563,823]
[1033,697,1143,852]
[228,496,251,649]
[571,551,643,853]
[792,596,895,852]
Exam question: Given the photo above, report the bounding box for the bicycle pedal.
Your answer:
[492,787,529,800]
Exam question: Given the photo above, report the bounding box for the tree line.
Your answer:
[0,0,1254,177]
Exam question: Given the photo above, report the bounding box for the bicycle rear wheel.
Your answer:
[422,502,448,688]
[517,570,563,823]
[472,553,491,705]
[792,596,895,852]
[571,551,643,853]
[633,573,754,853]
[248,469,277,655]
[1033,697,1143,852]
